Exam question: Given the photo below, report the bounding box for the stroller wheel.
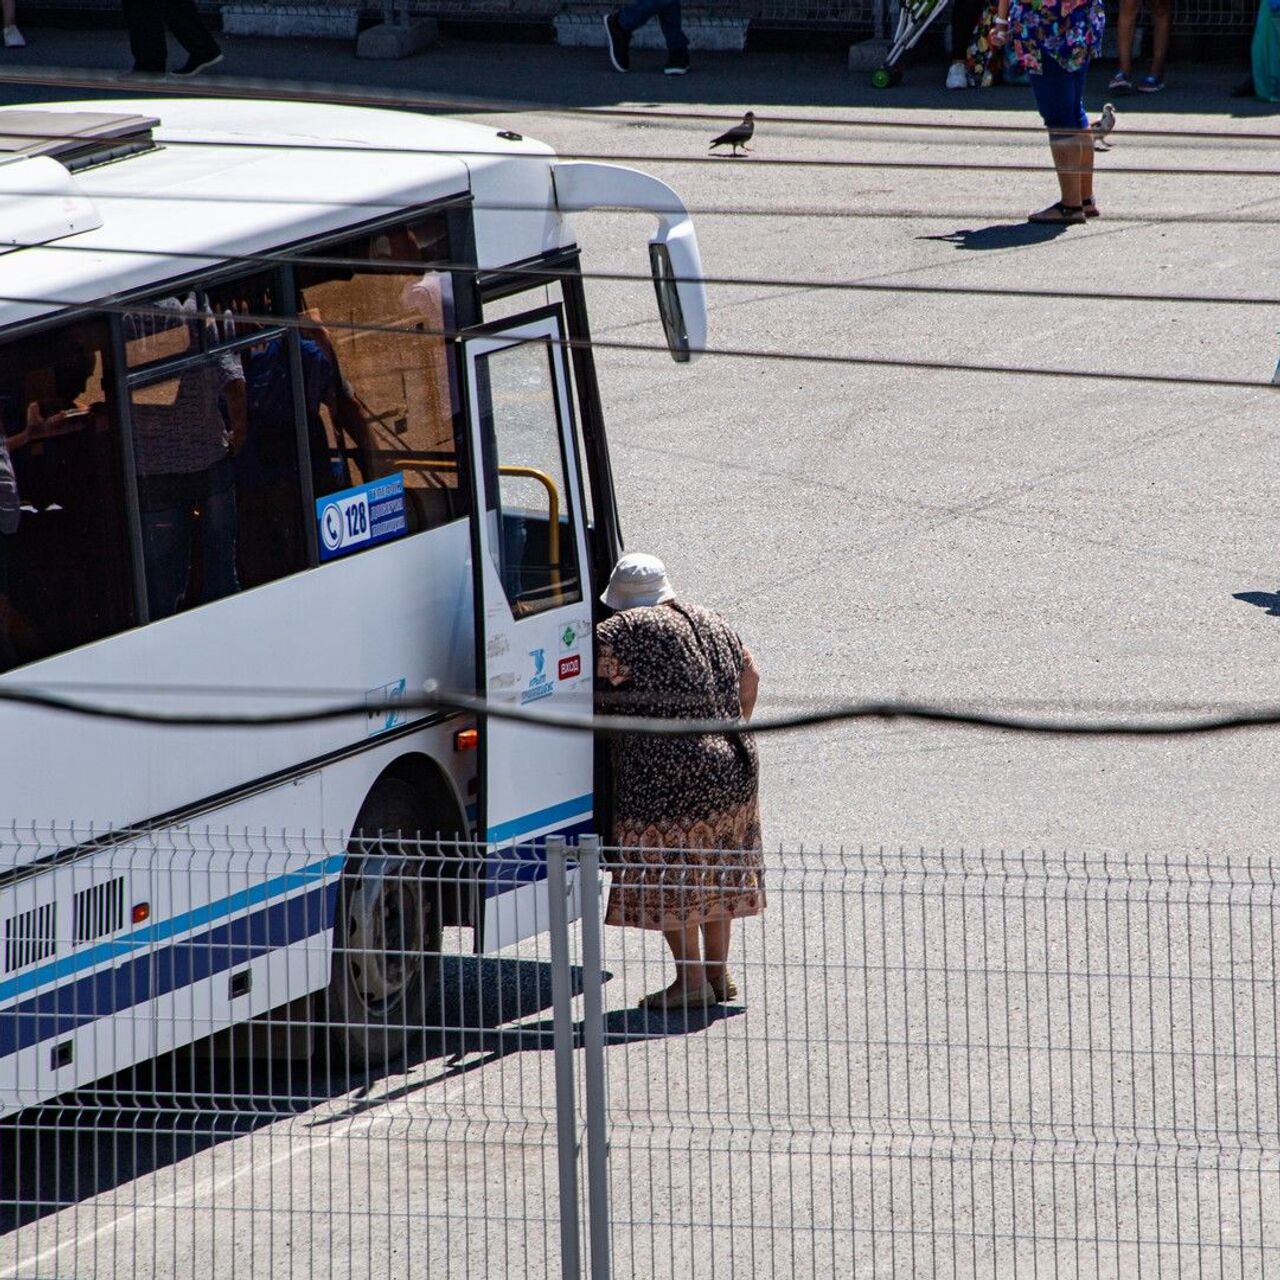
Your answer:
[871,66,903,88]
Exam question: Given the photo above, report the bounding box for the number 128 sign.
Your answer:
[317,473,409,561]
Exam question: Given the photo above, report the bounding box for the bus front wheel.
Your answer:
[327,778,445,1071]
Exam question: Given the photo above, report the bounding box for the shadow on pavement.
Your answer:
[0,951,730,1236]
[1233,589,1280,616]
[917,221,1072,249]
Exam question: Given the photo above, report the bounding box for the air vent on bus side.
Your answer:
[3,901,57,973]
[74,877,125,944]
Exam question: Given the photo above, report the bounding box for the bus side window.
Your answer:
[293,216,468,551]
[0,321,136,672]
[124,273,309,618]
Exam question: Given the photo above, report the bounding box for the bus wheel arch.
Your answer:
[326,758,465,1071]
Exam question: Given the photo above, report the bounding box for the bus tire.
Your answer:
[327,777,446,1071]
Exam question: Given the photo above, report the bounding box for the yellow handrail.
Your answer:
[395,458,561,572]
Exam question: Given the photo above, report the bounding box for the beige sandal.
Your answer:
[708,970,739,1003]
[638,981,717,1011]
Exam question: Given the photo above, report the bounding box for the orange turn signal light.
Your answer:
[454,728,479,752]
[132,902,151,924]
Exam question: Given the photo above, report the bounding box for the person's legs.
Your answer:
[1028,60,1089,217]
[949,0,985,52]
[616,0,666,31]
[701,918,731,982]
[163,0,220,60]
[141,503,192,618]
[198,465,239,604]
[121,0,169,72]
[1148,0,1172,79]
[656,0,688,52]
[1115,0,1140,78]
[661,924,706,992]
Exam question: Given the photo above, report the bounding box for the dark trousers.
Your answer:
[949,0,986,54]
[122,0,220,72]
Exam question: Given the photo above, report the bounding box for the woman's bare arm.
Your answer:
[739,646,760,722]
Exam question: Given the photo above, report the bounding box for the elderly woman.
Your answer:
[595,552,765,1012]
[992,0,1105,224]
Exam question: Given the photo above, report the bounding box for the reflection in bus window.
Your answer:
[127,297,246,620]
[293,216,467,544]
[474,339,582,617]
[0,320,135,671]
[126,274,307,615]
[213,280,309,592]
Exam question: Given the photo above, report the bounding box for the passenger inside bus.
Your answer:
[0,321,134,670]
[125,295,246,620]
[221,285,334,589]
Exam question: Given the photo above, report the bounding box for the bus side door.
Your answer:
[463,310,593,951]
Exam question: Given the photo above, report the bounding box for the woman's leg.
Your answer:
[1115,0,1140,77]
[1149,0,1172,79]
[701,918,732,984]
[1029,61,1089,216]
[662,924,706,991]
[1,0,15,29]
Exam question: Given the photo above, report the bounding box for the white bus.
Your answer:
[0,98,706,1112]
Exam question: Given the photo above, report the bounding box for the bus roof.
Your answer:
[0,97,566,330]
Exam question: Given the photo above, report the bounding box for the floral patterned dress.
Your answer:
[1010,0,1105,73]
[596,601,765,932]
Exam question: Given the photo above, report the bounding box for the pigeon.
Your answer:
[1091,102,1116,151]
[709,111,754,156]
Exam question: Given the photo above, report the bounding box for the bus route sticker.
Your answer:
[317,473,408,562]
[366,678,408,736]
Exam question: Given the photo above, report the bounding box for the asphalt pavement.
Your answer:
[1,25,1279,1279]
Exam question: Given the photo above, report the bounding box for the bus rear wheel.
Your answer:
[327,778,446,1071]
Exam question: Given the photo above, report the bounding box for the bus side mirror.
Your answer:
[649,218,706,364]
[649,243,688,364]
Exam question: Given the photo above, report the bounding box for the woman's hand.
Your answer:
[990,18,1010,46]
[739,647,760,722]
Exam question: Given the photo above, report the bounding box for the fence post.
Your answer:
[546,836,583,1280]
[577,835,611,1280]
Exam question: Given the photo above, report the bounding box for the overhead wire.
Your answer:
[2,63,1279,146]
[6,290,1275,393]
[2,683,1280,738]
[6,237,1279,312]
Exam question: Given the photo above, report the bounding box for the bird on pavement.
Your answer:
[1091,102,1116,151]
[709,111,755,156]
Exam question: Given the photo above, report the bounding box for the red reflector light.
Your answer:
[454,728,479,752]
[132,902,151,924]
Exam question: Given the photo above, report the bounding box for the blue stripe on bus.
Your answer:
[0,880,340,1059]
[0,855,346,1009]
[482,815,596,898]
[485,793,593,846]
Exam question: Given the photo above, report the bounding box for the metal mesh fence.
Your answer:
[2,828,1277,1277]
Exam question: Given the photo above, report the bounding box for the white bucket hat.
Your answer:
[600,552,676,610]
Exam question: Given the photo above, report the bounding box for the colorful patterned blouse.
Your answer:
[1010,0,1105,73]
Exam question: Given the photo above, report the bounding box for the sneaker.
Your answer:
[1136,73,1164,92]
[172,50,223,77]
[1107,69,1133,92]
[664,47,690,75]
[945,60,968,89]
[3,25,24,48]
[603,12,631,72]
